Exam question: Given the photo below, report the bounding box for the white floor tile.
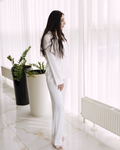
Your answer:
[0,76,119,150]
[0,117,28,150]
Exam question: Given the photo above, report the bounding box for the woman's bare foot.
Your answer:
[53,145,63,149]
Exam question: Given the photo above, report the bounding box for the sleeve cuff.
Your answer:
[55,78,64,86]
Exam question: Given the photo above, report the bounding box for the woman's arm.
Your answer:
[43,33,64,86]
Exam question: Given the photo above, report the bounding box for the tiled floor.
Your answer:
[0,76,120,150]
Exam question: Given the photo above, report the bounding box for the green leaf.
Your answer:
[32,63,39,69]
[7,46,31,81]
[7,55,14,66]
[26,70,39,78]
[18,46,31,64]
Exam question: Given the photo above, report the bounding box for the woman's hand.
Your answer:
[58,83,64,91]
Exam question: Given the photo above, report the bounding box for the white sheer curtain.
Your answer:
[1,0,120,114]
[0,0,79,114]
[79,0,120,109]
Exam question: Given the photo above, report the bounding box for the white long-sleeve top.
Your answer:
[43,31,71,85]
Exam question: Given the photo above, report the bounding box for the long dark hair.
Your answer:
[40,10,67,58]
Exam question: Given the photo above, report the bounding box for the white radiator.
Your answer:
[81,97,120,136]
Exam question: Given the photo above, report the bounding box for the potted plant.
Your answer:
[7,46,31,105]
[26,62,49,117]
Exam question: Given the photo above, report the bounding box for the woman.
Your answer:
[40,10,71,149]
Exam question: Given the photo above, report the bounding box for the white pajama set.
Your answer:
[43,31,71,146]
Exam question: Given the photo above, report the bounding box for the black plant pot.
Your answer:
[12,65,31,105]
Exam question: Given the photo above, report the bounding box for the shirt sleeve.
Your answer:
[43,33,64,86]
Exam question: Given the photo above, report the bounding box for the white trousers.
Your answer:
[46,78,68,146]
